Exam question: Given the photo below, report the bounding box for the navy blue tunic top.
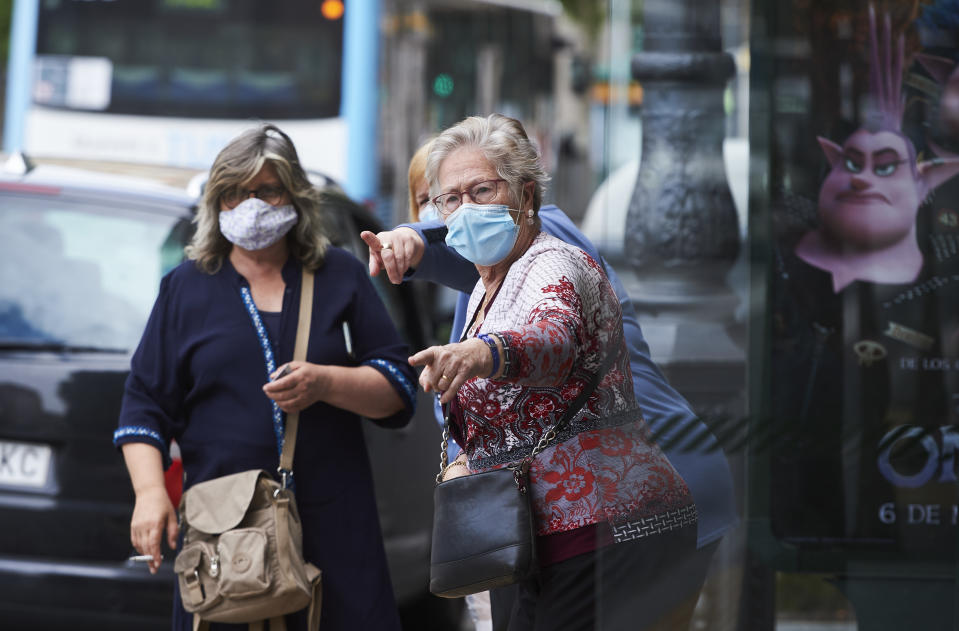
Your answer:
[115,248,416,631]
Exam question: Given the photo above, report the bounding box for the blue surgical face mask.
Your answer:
[444,203,519,266]
[419,203,441,223]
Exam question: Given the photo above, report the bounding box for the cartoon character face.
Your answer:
[817,129,920,250]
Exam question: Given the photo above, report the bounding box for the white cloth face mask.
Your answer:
[219,198,299,251]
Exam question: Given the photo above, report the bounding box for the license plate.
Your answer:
[0,440,52,488]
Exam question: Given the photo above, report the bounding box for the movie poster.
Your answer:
[765,1,959,558]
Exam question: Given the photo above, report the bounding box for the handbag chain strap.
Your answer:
[241,266,314,490]
[437,327,623,490]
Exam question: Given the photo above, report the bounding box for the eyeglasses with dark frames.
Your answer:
[221,185,288,209]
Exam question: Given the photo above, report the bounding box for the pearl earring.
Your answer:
[527,209,534,225]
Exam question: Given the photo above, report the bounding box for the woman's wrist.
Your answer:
[477,333,501,379]
[136,484,170,500]
[441,455,470,480]
[464,337,496,380]
[489,332,513,379]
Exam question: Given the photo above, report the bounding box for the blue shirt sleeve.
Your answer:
[397,220,479,293]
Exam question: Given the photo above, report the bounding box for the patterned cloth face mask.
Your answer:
[444,203,519,266]
[219,197,299,251]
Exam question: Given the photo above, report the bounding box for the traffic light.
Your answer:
[321,0,344,20]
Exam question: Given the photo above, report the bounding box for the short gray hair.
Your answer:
[186,123,330,273]
[425,114,550,212]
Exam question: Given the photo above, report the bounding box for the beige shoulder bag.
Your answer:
[174,268,322,631]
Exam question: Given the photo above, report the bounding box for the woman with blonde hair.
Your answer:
[115,123,417,631]
[408,139,436,222]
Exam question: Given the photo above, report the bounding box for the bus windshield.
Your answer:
[35,0,343,120]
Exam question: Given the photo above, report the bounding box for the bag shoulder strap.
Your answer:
[524,327,623,463]
[278,267,314,475]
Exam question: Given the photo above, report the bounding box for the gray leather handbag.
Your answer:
[429,454,536,598]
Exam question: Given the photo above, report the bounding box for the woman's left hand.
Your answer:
[262,362,329,412]
[409,339,491,404]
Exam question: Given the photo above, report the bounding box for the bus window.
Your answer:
[34,0,343,120]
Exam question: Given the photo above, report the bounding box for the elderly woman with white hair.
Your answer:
[368,114,697,630]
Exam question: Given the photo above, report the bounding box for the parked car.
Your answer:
[0,155,459,629]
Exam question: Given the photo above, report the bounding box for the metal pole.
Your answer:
[625,3,747,628]
[342,0,382,206]
[625,0,740,309]
[3,0,39,154]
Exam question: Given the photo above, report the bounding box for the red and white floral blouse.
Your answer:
[452,232,696,543]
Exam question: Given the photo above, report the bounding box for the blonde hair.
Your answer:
[407,140,433,222]
[425,114,550,214]
[186,123,330,273]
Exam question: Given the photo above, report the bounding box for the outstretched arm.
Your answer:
[361,227,425,284]
[362,221,479,293]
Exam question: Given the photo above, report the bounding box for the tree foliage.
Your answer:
[559,0,608,41]
[0,0,12,64]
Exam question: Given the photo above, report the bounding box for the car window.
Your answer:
[0,195,191,352]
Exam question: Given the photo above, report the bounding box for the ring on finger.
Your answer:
[381,241,393,251]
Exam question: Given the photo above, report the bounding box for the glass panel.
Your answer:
[755,0,959,560]
[750,0,959,626]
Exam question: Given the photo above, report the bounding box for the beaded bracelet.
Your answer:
[477,333,500,378]
[490,332,514,379]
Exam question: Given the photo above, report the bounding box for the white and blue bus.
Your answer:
[4,0,379,201]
